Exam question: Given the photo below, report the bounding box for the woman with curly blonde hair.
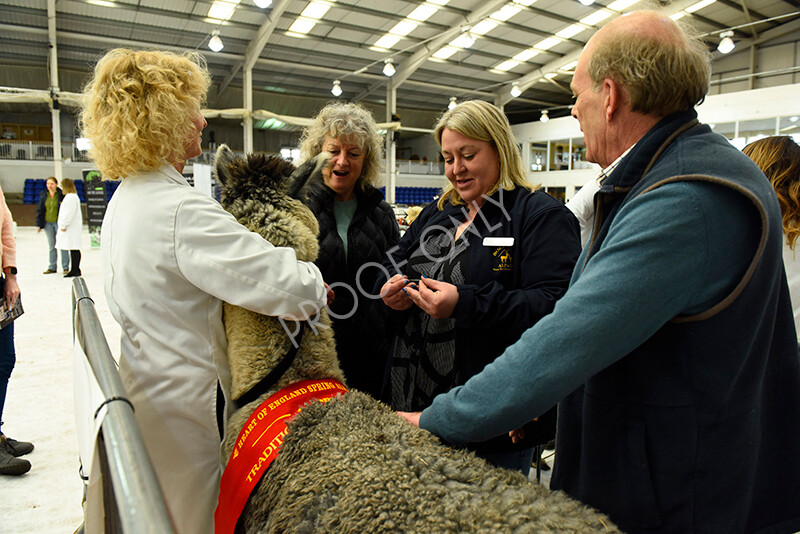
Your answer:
[744,135,800,341]
[81,49,327,534]
[298,102,399,399]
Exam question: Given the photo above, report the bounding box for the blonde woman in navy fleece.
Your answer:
[380,100,581,475]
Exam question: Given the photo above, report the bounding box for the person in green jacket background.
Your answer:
[35,176,70,274]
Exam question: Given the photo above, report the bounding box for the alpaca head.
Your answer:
[214,144,328,262]
[213,145,345,404]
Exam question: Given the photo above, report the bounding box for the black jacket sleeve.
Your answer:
[35,190,46,228]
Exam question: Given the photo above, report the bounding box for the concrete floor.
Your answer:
[0,226,119,533]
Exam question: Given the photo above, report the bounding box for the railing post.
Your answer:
[71,277,175,534]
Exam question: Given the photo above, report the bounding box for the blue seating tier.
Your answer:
[378,186,440,205]
[23,178,121,204]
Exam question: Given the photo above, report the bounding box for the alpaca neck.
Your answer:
[225,304,346,410]
[233,325,305,409]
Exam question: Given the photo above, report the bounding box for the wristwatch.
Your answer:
[6,267,17,275]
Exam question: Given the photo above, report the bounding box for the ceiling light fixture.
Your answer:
[717,30,735,54]
[579,0,595,5]
[448,96,457,110]
[331,80,342,97]
[510,84,522,98]
[383,59,396,77]
[254,0,272,7]
[208,30,224,52]
[540,110,549,122]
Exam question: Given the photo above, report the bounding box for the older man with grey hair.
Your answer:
[400,10,800,534]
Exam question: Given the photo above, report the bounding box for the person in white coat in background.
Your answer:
[55,178,83,278]
[565,178,599,248]
[80,48,328,534]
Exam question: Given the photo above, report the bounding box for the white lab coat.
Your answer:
[100,164,326,534]
[56,192,82,250]
[565,178,600,248]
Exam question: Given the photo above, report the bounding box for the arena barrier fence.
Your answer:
[71,277,175,533]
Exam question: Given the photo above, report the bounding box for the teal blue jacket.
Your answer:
[420,109,800,533]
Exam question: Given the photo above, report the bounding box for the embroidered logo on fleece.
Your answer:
[492,247,512,272]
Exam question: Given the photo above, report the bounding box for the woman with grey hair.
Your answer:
[299,102,400,400]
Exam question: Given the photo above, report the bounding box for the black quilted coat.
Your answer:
[306,181,400,399]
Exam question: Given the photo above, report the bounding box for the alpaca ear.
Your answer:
[214,144,236,186]
[287,152,329,200]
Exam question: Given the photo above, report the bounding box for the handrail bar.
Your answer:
[71,277,175,533]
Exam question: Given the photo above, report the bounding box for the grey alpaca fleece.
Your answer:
[214,145,619,534]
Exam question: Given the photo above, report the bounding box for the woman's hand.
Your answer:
[3,275,20,309]
[509,427,525,444]
[324,283,335,306]
[402,277,459,319]
[397,411,421,427]
[380,274,413,311]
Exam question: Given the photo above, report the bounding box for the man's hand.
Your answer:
[509,427,525,444]
[397,411,421,427]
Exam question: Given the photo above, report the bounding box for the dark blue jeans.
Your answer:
[478,446,535,477]
[0,276,15,429]
[43,221,70,271]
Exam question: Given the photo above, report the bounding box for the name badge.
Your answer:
[483,237,514,247]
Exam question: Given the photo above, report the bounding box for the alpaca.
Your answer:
[214,145,619,534]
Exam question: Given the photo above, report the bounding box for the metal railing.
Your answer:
[394,159,444,175]
[0,140,92,162]
[71,277,175,534]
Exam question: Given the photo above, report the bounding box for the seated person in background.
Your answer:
[380,99,581,476]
